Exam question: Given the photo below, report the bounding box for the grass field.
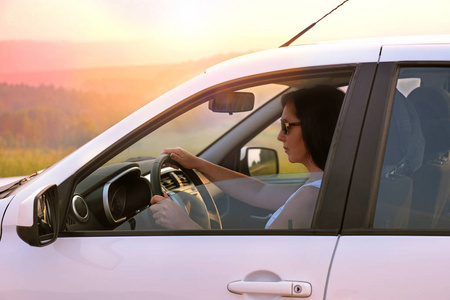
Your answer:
[0,143,308,179]
[0,147,75,177]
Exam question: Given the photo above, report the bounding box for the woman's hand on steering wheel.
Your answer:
[161,148,201,170]
[150,194,202,230]
[150,152,218,230]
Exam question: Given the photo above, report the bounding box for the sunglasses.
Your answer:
[280,119,302,135]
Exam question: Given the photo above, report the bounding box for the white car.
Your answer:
[1,35,450,299]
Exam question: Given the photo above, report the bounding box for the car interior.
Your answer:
[375,67,450,230]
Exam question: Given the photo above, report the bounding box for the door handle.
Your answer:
[228,280,312,297]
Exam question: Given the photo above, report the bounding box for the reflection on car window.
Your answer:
[111,84,288,163]
[374,67,450,230]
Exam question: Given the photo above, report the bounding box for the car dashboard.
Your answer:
[64,158,199,231]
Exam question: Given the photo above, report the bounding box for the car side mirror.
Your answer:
[17,185,59,247]
[208,92,255,115]
[240,147,279,176]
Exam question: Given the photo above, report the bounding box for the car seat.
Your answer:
[374,90,424,228]
[407,87,450,229]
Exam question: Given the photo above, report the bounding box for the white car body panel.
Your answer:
[0,196,12,226]
[380,43,450,62]
[327,236,450,299]
[0,228,338,299]
[206,42,381,76]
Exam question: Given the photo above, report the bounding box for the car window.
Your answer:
[65,69,353,234]
[374,67,450,230]
[110,84,288,162]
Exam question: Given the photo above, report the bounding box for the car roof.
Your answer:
[206,35,450,80]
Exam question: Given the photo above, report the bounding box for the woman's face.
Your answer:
[277,101,313,167]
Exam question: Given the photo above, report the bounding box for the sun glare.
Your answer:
[0,0,144,42]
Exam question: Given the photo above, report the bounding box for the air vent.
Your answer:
[161,173,179,190]
[175,171,190,186]
[72,195,89,223]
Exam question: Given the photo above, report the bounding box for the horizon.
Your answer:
[0,51,245,93]
[0,41,247,73]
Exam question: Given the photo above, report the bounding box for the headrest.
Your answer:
[384,90,424,175]
[407,87,450,159]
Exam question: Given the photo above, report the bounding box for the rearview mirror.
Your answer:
[209,92,255,114]
[17,185,59,247]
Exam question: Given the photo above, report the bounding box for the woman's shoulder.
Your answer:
[289,172,323,198]
[303,172,323,186]
[292,183,320,198]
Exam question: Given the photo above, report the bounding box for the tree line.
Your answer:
[0,83,145,148]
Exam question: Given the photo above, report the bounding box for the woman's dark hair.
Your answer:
[281,85,345,170]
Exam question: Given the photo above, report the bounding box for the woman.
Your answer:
[150,85,345,229]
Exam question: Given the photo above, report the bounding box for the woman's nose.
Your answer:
[277,129,285,142]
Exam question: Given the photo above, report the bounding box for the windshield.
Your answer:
[110,84,288,163]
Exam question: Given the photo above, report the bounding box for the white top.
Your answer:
[265,179,322,229]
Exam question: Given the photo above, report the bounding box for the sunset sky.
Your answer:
[1,0,449,71]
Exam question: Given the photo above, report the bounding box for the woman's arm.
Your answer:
[161,147,245,182]
[162,148,298,211]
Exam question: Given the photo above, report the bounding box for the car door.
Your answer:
[326,45,450,299]
[0,64,376,300]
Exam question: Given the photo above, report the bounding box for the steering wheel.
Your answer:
[150,154,221,229]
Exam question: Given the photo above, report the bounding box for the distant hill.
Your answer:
[0,52,247,149]
[0,83,135,148]
[0,52,246,96]
[0,40,252,73]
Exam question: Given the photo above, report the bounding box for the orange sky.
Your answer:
[1,0,449,71]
